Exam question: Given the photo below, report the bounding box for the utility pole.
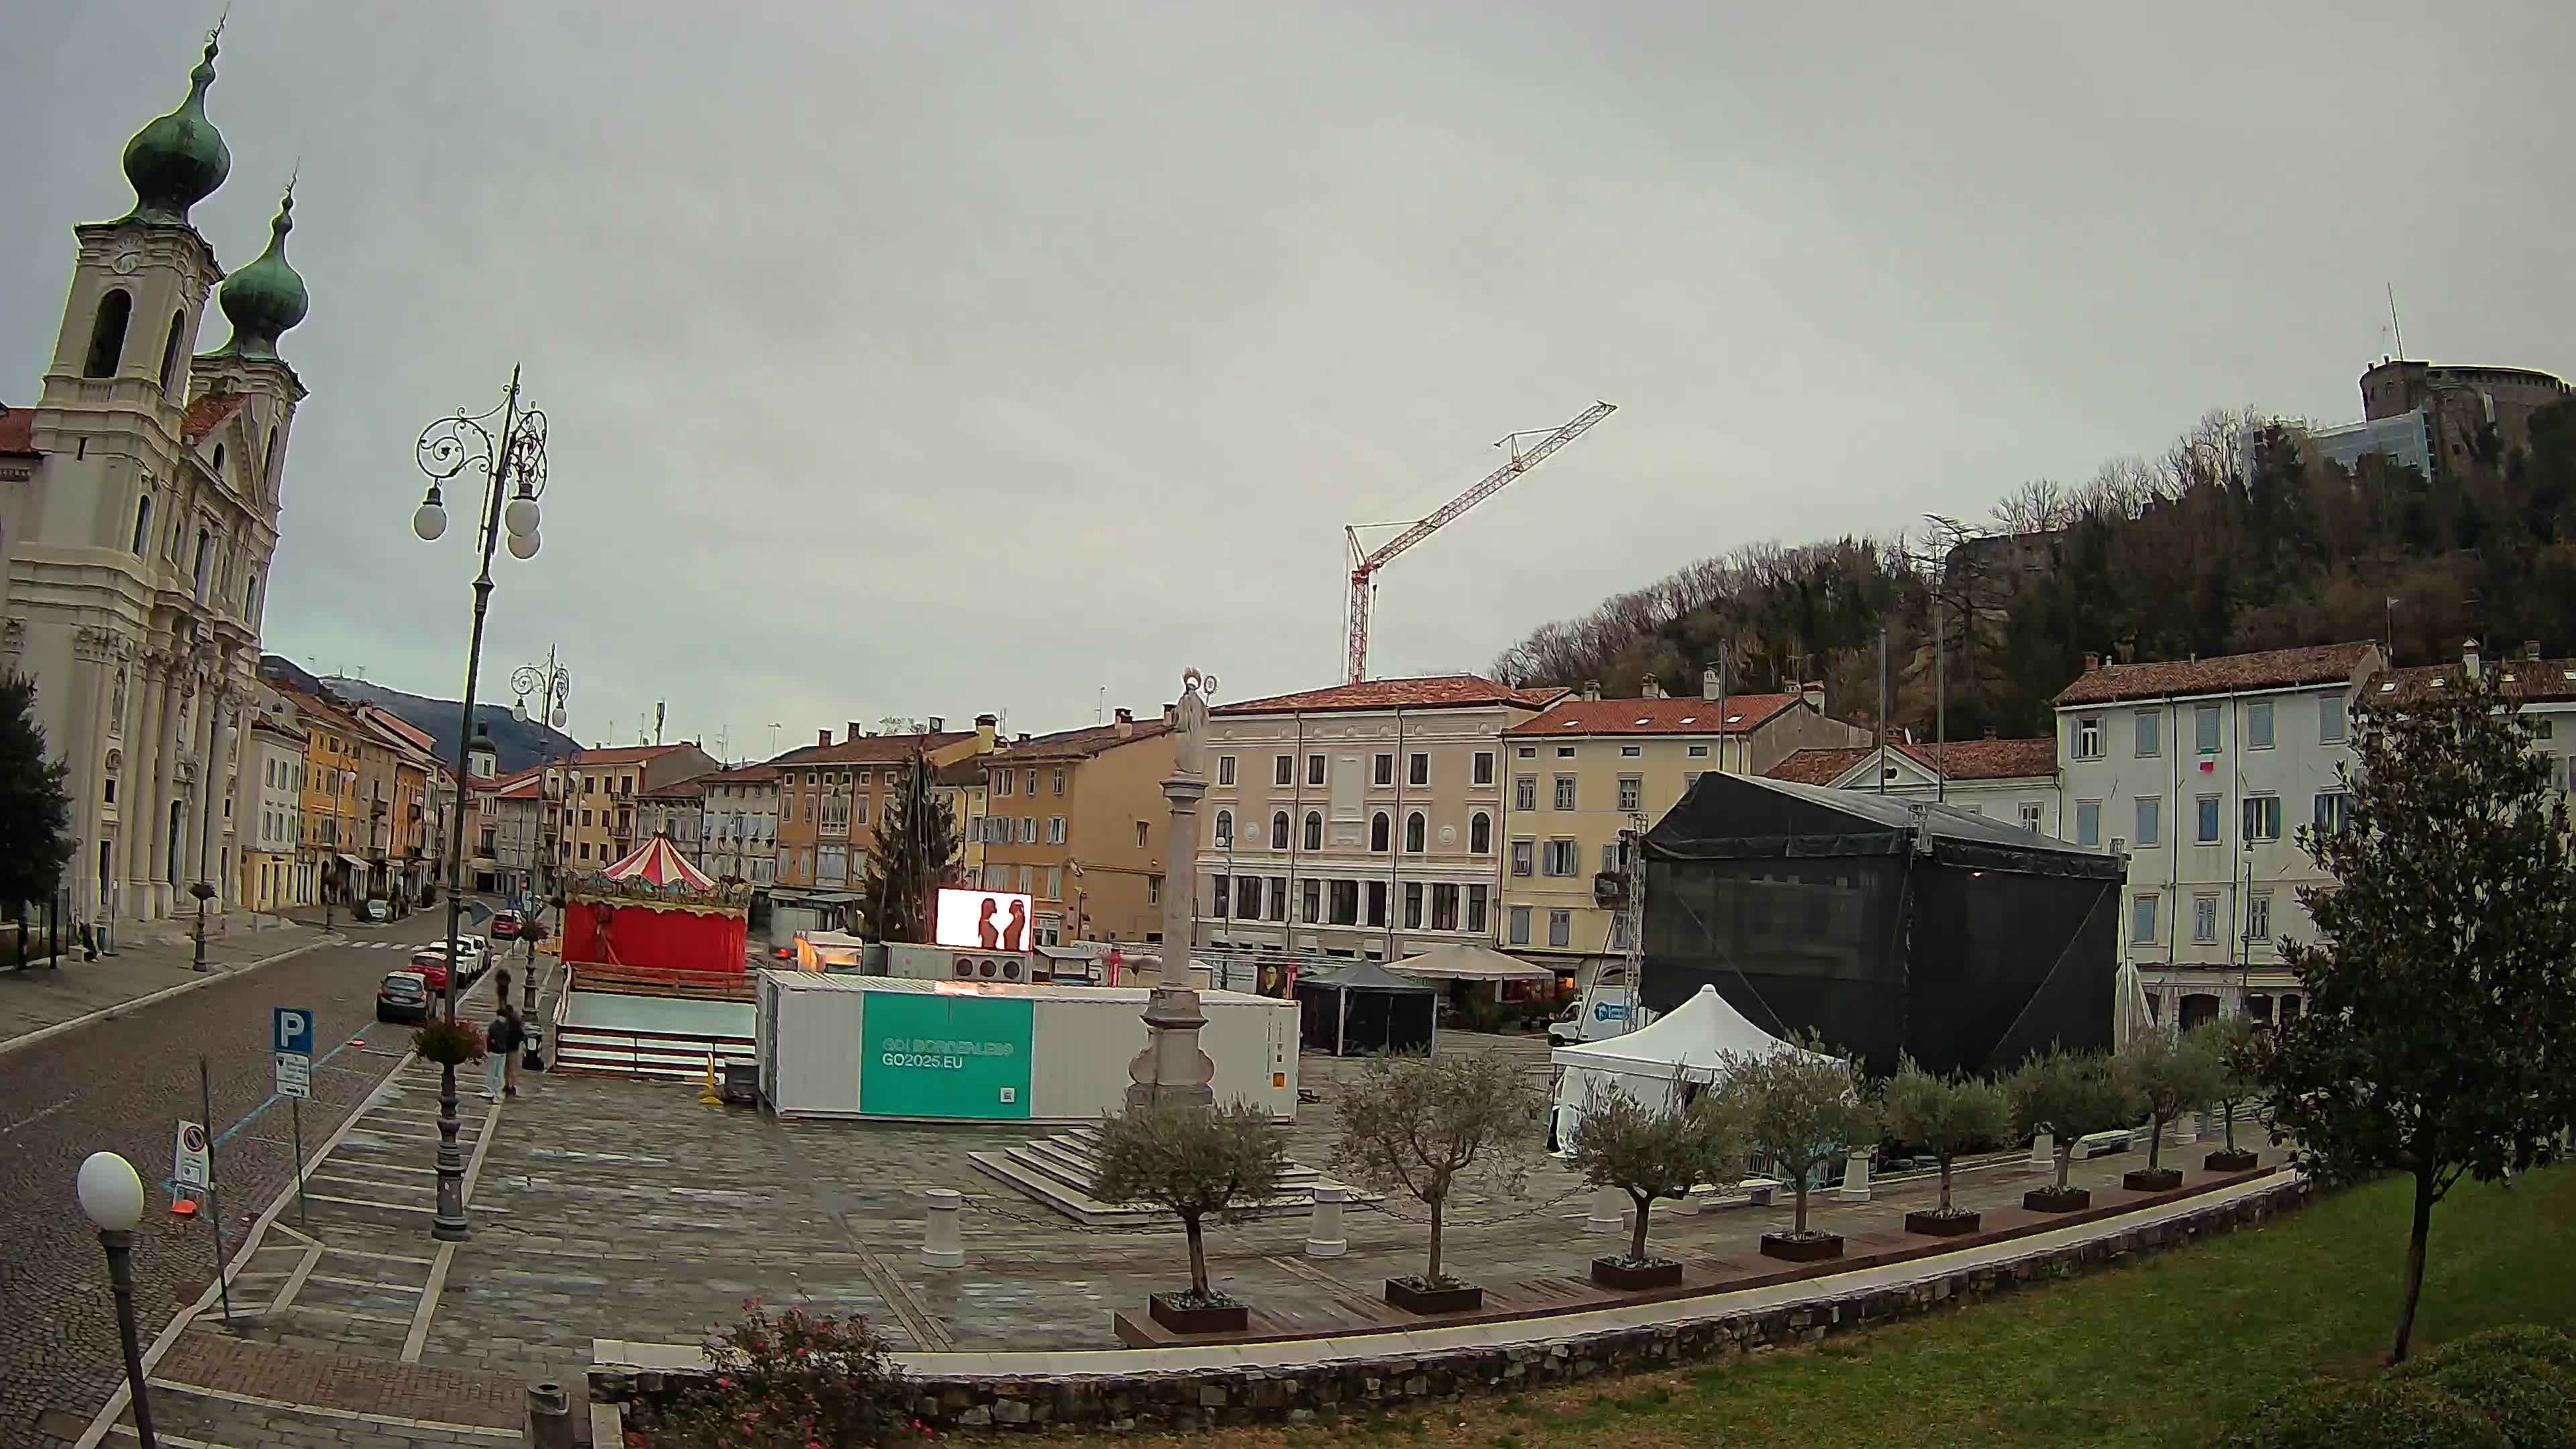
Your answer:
[1934,598,1947,804]
[1876,627,1889,794]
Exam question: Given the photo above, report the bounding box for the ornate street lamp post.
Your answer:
[410,366,548,1242]
[77,1151,156,1448]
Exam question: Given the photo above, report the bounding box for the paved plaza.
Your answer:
[95,1024,2288,1446]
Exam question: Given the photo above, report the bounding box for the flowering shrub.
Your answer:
[658,1297,910,1448]
[411,1019,486,1066]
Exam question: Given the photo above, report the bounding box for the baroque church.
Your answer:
[0,29,309,930]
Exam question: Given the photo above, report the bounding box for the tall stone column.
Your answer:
[1126,669,1220,1113]
[151,671,190,912]
[65,630,113,921]
[205,688,239,912]
[125,660,168,912]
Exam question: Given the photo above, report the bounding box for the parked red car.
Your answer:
[490,910,523,941]
[406,949,452,994]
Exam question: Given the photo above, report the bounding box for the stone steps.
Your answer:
[967,1127,1359,1228]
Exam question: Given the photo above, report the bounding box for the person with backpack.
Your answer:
[484,998,525,1100]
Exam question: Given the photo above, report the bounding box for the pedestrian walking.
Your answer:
[484,999,525,1099]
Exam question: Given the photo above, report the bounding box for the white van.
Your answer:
[1546,969,1654,1046]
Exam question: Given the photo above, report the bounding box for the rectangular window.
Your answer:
[1024,769,1038,796]
[1556,745,1575,759]
[2135,710,2161,757]
[1511,839,1535,877]
[2193,894,2220,944]
[1514,776,1537,811]
[1466,883,1487,934]
[1687,743,1709,759]
[2196,795,2221,844]
[2242,794,2282,842]
[2076,800,2101,848]
[1507,905,1532,945]
[1301,878,1322,924]
[2314,791,2352,833]
[1307,754,1326,786]
[2196,704,2222,755]
[1017,864,1034,892]
[1019,816,1037,843]
[1211,873,1230,920]
[1366,879,1387,927]
[2131,893,2158,944]
[1238,876,1264,919]
[1216,755,1236,786]
[1617,775,1642,812]
[1619,744,1642,758]
[853,796,871,827]
[2245,891,2273,946]
[2247,701,2275,749]
[1403,881,1423,928]
[1408,751,1430,787]
[1275,754,1294,786]
[1472,751,1495,786]
[1609,912,1633,949]
[1047,816,1066,844]
[1543,839,1579,876]
[996,771,1014,797]
[1553,775,1577,810]
[2321,695,2348,743]
[1601,841,1617,875]
[1373,753,1394,786]
[2019,801,2043,832]
[1136,820,1149,848]
[1051,767,1066,794]
[2074,715,2102,760]
[1548,909,1571,948]
[1431,883,1459,931]
[2127,796,2157,846]
[1329,879,1359,925]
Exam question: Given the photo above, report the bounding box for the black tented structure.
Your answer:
[1641,772,2122,1078]
[1295,961,1438,1057]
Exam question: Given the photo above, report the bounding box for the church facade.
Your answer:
[0,29,311,930]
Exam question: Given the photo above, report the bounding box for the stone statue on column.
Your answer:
[1130,667,1220,1111]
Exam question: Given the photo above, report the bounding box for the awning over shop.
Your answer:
[336,853,370,872]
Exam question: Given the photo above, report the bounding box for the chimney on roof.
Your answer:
[1162,702,1176,727]
[1016,733,1030,745]
[2463,637,2481,681]
[975,713,998,751]
[1802,682,1824,713]
[928,716,945,733]
[1582,680,1602,702]
[1642,678,1666,699]
[848,721,865,741]
[818,728,832,747]
[1702,667,1721,702]
[2083,652,2101,674]
[1114,707,1134,739]
[2523,641,2542,661]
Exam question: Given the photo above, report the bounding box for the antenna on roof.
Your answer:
[2386,283,2405,360]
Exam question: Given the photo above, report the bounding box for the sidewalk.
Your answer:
[0,914,325,1051]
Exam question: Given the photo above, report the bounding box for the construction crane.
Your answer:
[1343,400,1617,684]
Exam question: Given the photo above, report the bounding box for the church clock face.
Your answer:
[111,248,142,276]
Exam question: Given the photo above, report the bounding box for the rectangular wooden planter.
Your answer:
[1148,1293,1248,1335]
[1383,1278,1483,1315]
[2024,1187,2093,1213]
[1904,1209,1981,1236]
[1760,1232,1844,1263]
[2204,1148,2260,1172]
[1590,1256,1684,1291]
[2123,1167,2185,1193]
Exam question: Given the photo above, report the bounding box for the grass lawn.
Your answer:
[1083,1164,2571,1449]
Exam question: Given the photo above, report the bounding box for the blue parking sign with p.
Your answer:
[274,1007,313,1057]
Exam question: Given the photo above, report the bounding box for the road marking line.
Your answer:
[141,1379,521,1438]
[264,1244,323,1317]
[105,1426,232,1448]
[307,1273,425,1295]
[270,1302,415,1326]
[0,1098,73,1136]
[402,1241,458,1363]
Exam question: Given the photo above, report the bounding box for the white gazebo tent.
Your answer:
[1547,983,1839,1148]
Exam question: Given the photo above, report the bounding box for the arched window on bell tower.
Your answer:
[158,310,187,395]
[84,290,133,378]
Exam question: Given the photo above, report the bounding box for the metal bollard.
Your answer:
[1584,1185,1626,1234]
[2169,1112,2199,1146]
[922,1188,965,1268]
[525,1382,573,1449]
[1837,1145,1872,1201]
[1305,1184,1348,1258]
[2029,1130,2055,1170]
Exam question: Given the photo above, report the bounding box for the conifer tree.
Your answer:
[859,752,957,943]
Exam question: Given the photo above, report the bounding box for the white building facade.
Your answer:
[2053,643,2383,1030]
[241,714,304,912]
[700,764,780,885]
[0,34,309,930]
[1769,737,2061,836]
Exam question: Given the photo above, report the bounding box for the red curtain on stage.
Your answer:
[561,901,748,975]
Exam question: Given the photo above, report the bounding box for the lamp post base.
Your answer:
[101,1229,158,1449]
[431,1061,470,1240]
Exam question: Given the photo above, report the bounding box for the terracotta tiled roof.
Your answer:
[2052,643,2380,707]
[1766,736,2057,787]
[786,731,974,767]
[2376,657,2576,706]
[638,777,708,800]
[932,759,989,787]
[1215,675,1564,716]
[0,406,35,455]
[180,392,247,445]
[1505,694,1801,737]
[994,720,1171,761]
[1764,747,1876,785]
[571,743,698,766]
[700,763,780,784]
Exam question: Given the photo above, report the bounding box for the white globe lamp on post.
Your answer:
[76,1151,156,1448]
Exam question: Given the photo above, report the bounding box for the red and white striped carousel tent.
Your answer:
[596,834,716,891]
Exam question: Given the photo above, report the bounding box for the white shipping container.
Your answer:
[756,971,1298,1122]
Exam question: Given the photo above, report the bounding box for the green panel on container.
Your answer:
[859,991,1034,1119]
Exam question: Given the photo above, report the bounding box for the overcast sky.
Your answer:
[8,3,2571,757]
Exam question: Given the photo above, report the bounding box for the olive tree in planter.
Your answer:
[2121,1028,2223,1191]
[1716,1037,1876,1263]
[2007,1046,2138,1212]
[1564,1080,1746,1289]
[1881,1057,2011,1236]
[2200,1016,2267,1172]
[1334,1049,1539,1313]
[1093,1100,1287,1335]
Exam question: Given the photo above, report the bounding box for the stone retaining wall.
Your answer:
[594,1177,2309,1436]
